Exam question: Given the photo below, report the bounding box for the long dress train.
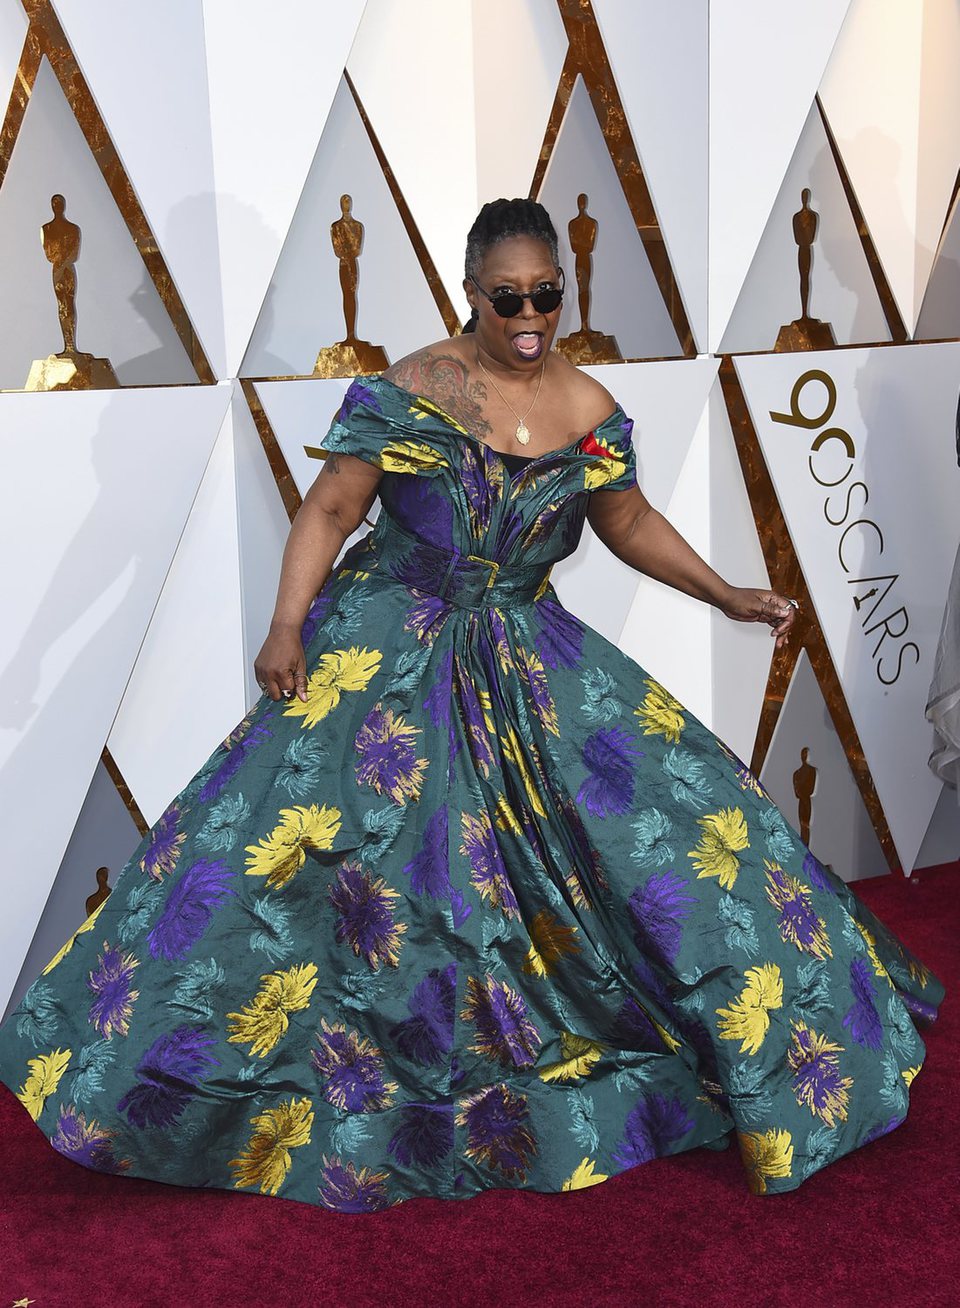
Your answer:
[0,375,942,1211]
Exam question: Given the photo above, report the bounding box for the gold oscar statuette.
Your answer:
[24,194,120,391]
[775,189,837,352]
[314,194,389,378]
[556,193,622,365]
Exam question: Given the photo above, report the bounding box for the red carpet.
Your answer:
[1,865,956,1308]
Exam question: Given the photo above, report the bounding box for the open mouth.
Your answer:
[511,331,544,360]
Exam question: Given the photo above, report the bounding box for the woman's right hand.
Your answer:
[254,622,309,702]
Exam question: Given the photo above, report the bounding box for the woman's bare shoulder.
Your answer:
[549,352,618,428]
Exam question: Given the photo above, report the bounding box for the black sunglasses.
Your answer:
[469,269,565,318]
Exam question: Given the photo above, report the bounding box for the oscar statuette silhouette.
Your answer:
[775,189,837,352]
[556,193,622,365]
[24,194,120,390]
[313,195,389,377]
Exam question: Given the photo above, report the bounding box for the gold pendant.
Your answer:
[515,421,531,445]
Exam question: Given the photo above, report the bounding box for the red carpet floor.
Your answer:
[1,865,956,1308]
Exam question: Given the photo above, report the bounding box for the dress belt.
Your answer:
[368,510,553,610]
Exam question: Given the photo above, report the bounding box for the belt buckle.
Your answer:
[466,554,500,590]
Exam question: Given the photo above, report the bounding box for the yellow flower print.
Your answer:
[477,688,495,734]
[716,962,783,1055]
[500,726,547,818]
[651,1015,682,1054]
[635,678,685,744]
[688,807,750,890]
[493,793,523,835]
[229,1096,314,1195]
[739,1127,794,1194]
[565,870,593,912]
[517,647,559,736]
[245,804,343,889]
[379,437,450,475]
[227,962,318,1058]
[42,898,108,975]
[562,1157,609,1190]
[582,433,627,490]
[854,919,894,988]
[522,910,581,978]
[16,1047,72,1121]
[902,1065,922,1087]
[538,1032,604,1083]
[283,647,382,729]
[410,397,469,436]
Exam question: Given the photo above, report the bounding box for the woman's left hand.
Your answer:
[719,587,799,649]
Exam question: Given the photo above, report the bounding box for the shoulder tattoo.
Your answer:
[386,351,491,437]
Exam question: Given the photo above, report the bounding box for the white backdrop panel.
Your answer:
[538,75,680,360]
[51,0,224,376]
[594,0,708,351]
[0,57,196,389]
[0,0,28,110]
[107,393,245,826]
[473,0,567,206]
[347,0,476,315]
[736,345,960,871]
[242,75,447,377]
[708,0,851,351]
[203,0,368,379]
[0,384,230,1005]
[721,101,890,354]
[820,0,960,333]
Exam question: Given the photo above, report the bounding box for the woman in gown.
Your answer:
[0,200,942,1211]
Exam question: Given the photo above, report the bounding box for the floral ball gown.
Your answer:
[0,375,942,1211]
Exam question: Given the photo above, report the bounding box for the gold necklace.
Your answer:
[475,350,545,446]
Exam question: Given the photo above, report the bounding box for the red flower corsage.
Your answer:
[580,431,617,459]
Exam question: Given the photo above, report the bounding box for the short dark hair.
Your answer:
[464,198,560,280]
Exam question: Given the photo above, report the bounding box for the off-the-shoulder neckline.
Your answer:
[368,373,625,465]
